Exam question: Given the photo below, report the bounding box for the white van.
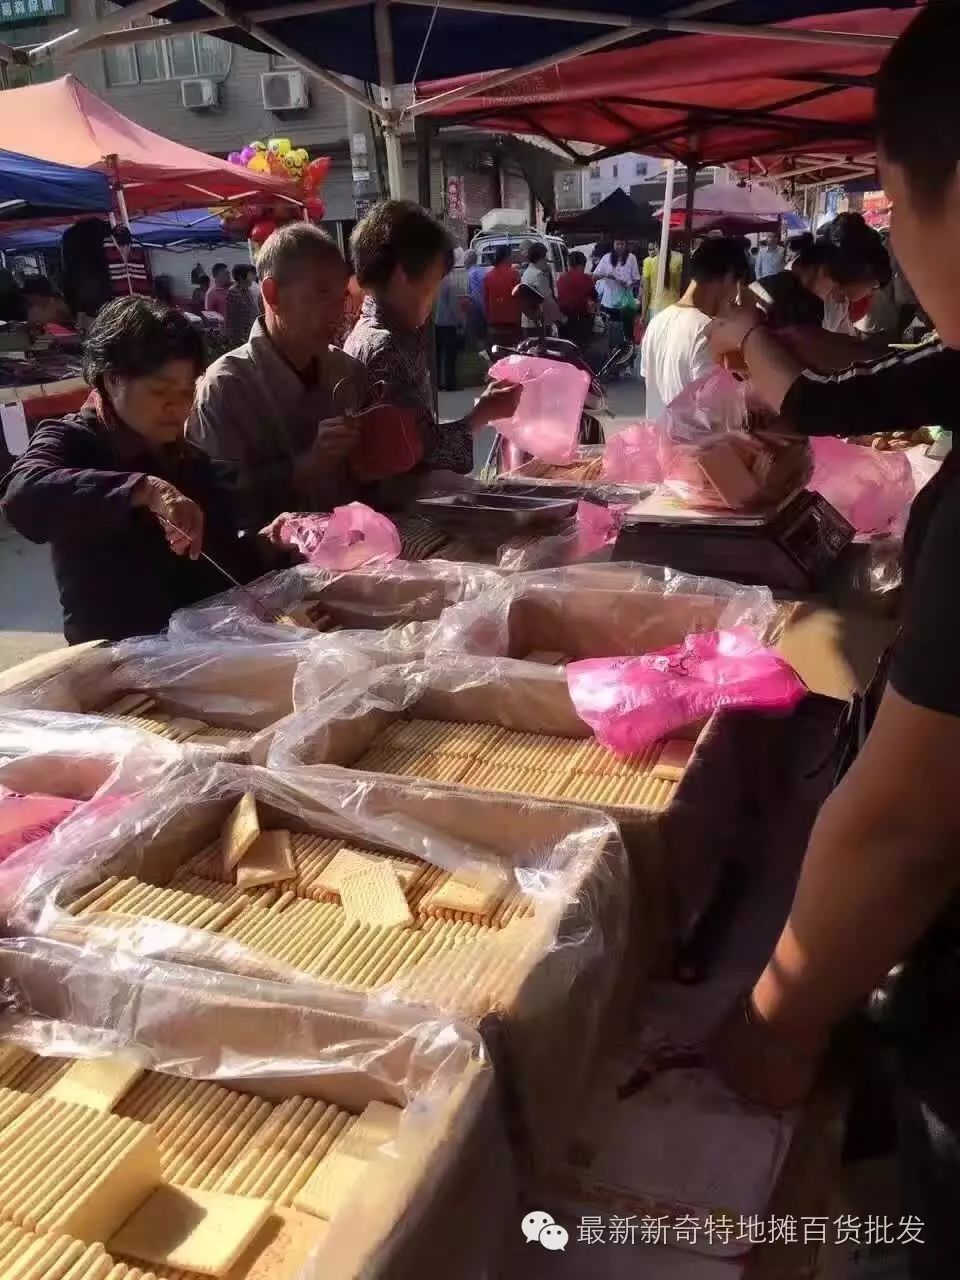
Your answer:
[470,211,569,284]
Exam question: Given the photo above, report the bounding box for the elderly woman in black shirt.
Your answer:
[1,296,261,643]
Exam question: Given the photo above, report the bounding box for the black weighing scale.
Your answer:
[613,489,854,593]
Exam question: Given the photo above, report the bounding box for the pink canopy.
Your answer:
[0,75,296,218]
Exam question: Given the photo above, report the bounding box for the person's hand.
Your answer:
[259,511,300,548]
[313,416,360,463]
[467,379,523,431]
[134,475,204,559]
[705,304,765,360]
[708,994,822,1112]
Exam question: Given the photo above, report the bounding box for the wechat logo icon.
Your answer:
[522,1210,569,1251]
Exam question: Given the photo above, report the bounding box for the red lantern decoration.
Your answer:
[304,197,326,222]
[249,219,278,245]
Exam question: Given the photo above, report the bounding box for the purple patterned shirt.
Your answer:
[344,296,473,474]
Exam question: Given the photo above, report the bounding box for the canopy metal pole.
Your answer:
[681,152,699,287]
[654,159,675,315]
[85,0,372,51]
[375,0,405,197]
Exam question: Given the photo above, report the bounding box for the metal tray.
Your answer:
[414,491,577,545]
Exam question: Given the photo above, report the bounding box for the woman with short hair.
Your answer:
[1,296,261,643]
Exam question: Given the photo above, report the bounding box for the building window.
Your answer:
[590,191,602,206]
[589,164,600,179]
[611,163,618,179]
[101,6,232,84]
[635,160,645,177]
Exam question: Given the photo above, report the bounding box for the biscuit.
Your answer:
[340,863,413,929]
[109,1185,271,1277]
[221,793,260,872]
[236,831,296,890]
[652,738,694,781]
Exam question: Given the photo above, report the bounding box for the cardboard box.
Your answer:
[28,763,630,1174]
[0,937,514,1280]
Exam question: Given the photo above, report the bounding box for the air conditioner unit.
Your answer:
[180,78,219,110]
[261,71,309,112]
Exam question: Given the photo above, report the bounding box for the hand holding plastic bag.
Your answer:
[487,355,590,464]
[278,502,401,570]
[566,627,806,754]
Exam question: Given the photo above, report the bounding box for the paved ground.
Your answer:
[0,375,647,675]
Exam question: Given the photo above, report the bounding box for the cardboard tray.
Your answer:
[0,940,513,1280]
[28,764,630,1175]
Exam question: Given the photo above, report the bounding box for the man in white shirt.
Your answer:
[640,237,750,420]
[755,232,786,280]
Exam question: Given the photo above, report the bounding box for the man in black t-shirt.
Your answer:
[708,10,960,1276]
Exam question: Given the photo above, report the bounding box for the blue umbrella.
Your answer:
[0,207,229,253]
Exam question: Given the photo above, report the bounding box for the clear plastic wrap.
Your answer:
[0,935,513,1280]
[272,656,787,946]
[169,560,503,645]
[427,562,782,662]
[495,501,624,571]
[0,636,343,759]
[11,759,630,1171]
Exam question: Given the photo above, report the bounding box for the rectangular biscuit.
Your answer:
[47,1055,145,1114]
[221,793,260,872]
[109,1186,272,1277]
[652,738,695,781]
[235,831,296,890]
[292,1149,368,1221]
[340,863,413,928]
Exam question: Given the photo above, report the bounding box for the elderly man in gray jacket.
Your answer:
[188,223,368,531]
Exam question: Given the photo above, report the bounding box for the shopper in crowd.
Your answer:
[434,264,463,392]
[190,223,366,530]
[224,263,259,349]
[344,200,521,476]
[556,250,597,349]
[482,244,522,351]
[593,237,640,334]
[641,237,684,322]
[203,263,231,319]
[640,237,749,420]
[465,248,487,347]
[190,273,210,314]
[708,9,960,1274]
[0,297,261,643]
[748,214,891,369]
[519,241,561,335]
[754,231,786,279]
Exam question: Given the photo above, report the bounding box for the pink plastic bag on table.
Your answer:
[601,421,664,485]
[488,355,590,464]
[810,437,914,537]
[279,502,401,571]
[567,627,806,755]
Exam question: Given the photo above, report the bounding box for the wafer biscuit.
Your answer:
[222,793,260,871]
[48,1055,144,1113]
[422,868,506,920]
[339,862,413,929]
[102,694,155,718]
[652,738,694,781]
[292,1148,367,1221]
[109,1186,271,1278]
[236,831,295,889]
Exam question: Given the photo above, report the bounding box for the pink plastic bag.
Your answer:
[0,791,81,863]
[487,355,590,464]
[279,503,401,571]
[601,420,664,485]
[575,500,626,556]
[661,368,751,443]
[810,437,914,537]
[566,627,806,755]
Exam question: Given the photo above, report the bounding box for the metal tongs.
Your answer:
[156,513,287,624]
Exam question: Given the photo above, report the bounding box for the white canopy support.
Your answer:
[374,0,405,196]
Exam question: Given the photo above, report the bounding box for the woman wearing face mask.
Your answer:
[0,296,262,644]
[748,213,891,368]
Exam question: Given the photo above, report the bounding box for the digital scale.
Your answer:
[613,489,854,593]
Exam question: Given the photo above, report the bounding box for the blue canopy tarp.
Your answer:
[0,149,110,221]
[0,208,228,253]
[106,0,911,85]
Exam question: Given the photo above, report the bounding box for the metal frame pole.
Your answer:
[681,151,699,286]
[374,0,405,197]
[654,159,675,313]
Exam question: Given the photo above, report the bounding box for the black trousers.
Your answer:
[436,325,460,391]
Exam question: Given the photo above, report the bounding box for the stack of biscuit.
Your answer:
[100,694,254,750]
[0,1041,407,1278]
[274,601,337,632]
[353,718,693,812]
[62,830,540,1018]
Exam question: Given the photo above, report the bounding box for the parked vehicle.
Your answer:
[470,210,569,284]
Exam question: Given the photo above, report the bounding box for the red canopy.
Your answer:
[0,75,297,218]
[416,7,915,170]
